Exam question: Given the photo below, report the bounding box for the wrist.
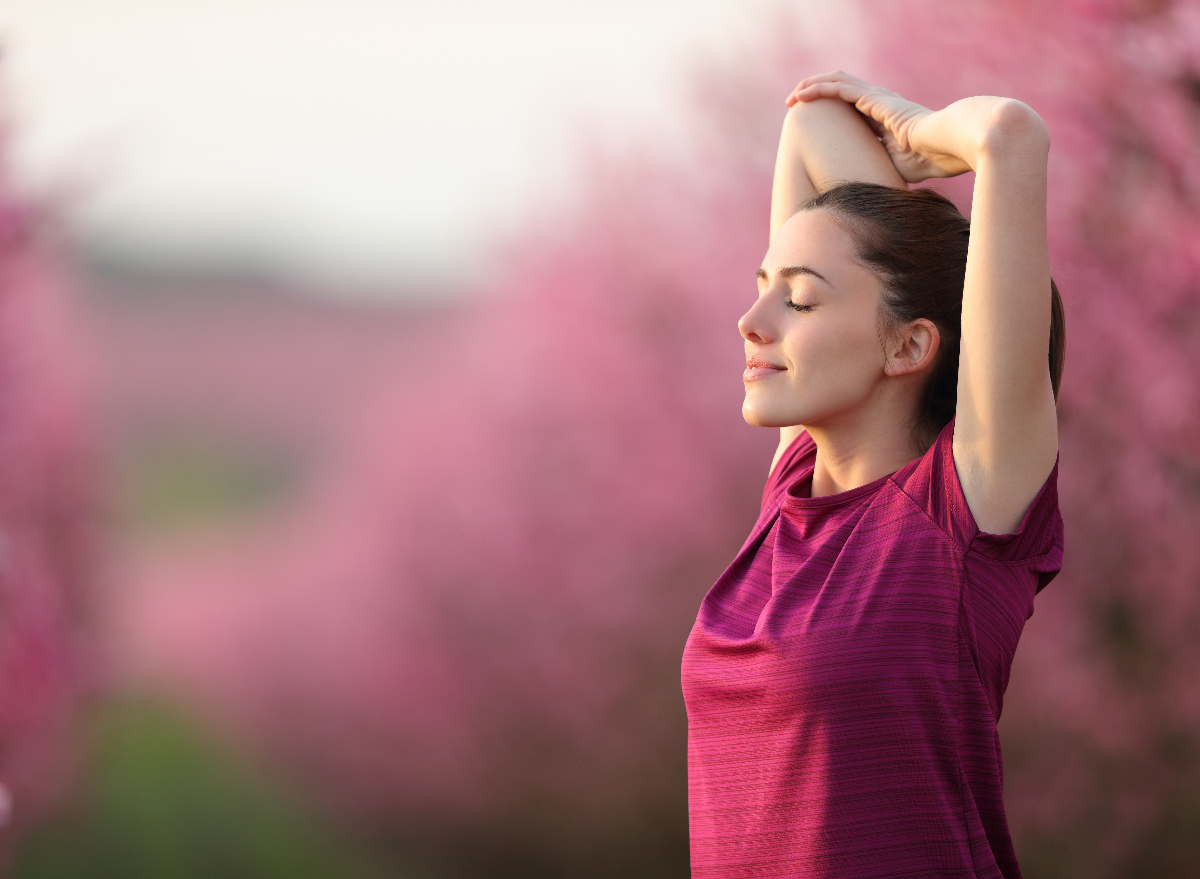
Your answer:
[913,97,1047,174]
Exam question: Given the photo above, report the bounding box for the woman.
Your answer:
[681,71,1065,878]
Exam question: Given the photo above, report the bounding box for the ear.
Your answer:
[884,319,940,377]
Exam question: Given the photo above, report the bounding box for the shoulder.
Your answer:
[889,419,977,548]
[891,417,1063,566]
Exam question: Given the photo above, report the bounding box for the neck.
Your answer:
[802,396,924,499]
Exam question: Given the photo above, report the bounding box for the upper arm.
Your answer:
[768,99,907,460]
[953,100,1058,535]
[770,99,907,242]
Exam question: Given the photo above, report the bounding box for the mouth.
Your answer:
[744,356,786,382]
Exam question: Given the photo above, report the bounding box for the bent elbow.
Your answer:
[979,99,1050,159]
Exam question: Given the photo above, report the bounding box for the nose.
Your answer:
[738,294,775,345]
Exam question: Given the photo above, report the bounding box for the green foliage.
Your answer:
[11,701,393,879]
[120,441,298,534]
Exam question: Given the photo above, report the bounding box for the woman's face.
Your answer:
[739,209,890,429]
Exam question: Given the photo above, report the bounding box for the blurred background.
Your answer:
[0,0,1199,876]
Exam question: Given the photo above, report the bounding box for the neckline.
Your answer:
[782,464,899,510]
[777,423,950,512]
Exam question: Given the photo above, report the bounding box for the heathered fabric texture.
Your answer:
[682,417,1063,878]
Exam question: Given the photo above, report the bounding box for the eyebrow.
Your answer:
[756,265,833,286]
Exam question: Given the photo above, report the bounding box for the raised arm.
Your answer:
[769,98,906,242]
[766,99,906,469]
[790,73,1057,535]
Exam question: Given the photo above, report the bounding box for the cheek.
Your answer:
[784,314,881,375]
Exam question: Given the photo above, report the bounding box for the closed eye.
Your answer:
[786,301,814,312]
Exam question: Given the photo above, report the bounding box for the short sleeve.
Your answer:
[891,417,1064,588]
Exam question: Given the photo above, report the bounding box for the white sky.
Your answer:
[3,0,814,293]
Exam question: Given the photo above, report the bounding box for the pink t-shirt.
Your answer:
[681,417,1063,878]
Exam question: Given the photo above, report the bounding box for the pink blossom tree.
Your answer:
[120,1,1200,875]
[850,2,1200,873]
[0,126,97,862]
[120,145,778,872]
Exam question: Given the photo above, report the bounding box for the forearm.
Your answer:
[910,97,1050,175]
[769,98,906,242]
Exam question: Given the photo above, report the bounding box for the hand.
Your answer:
[786,71,970,183]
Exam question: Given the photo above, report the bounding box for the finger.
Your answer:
[790,81,868,105]
[786,83,810,106]
[786,70,856,103]
[851,93,903,130]
[792,70,873,93]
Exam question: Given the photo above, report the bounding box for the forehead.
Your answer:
[761,209,861,280]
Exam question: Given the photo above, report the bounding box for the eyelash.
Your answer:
[786,301,814,313]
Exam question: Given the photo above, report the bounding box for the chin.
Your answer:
[741,401,797,429]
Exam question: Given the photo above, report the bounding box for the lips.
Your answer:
[744,356,786,382]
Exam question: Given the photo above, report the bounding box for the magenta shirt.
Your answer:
[681,418,1063,878]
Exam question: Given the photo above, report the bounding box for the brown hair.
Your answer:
[803,182,1065,452]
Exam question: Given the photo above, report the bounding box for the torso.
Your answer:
[682,417,1063,878]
